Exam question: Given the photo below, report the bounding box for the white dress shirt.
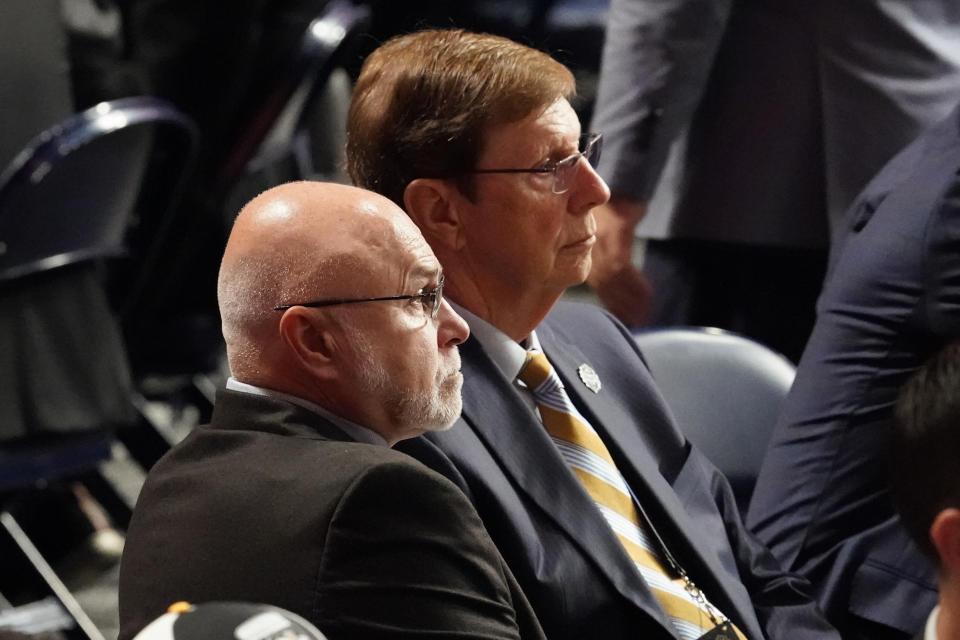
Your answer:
[449,302,546,415]
[924,605,940,640]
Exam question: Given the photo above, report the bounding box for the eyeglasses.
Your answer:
[467,132,603,194]
[273,275,445,319]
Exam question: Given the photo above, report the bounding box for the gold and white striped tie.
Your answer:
[519,350,746,640]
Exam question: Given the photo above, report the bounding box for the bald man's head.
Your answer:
[216,181,469,443]
[217,181,424,380]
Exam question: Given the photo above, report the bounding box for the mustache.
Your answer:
[440,349,463,381]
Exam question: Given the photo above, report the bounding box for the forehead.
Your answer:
[478,98,581,163]
[397,232,442,283]
[362,209,440,280]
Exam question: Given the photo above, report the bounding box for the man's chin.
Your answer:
[572,256,592,288]
[424,383,463,432]
[399,372,463,434]
[426,394,463,432]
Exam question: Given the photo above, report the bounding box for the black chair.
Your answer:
[0,96,197,640]
[632,327,796,512]
[0,95,198,282]
[216,0,371,213]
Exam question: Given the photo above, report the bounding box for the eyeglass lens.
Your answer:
[429,279,443,318]
[553,134,602,194]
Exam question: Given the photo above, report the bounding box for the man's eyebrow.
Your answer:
[410,266,443,288]
[543,135,581,160]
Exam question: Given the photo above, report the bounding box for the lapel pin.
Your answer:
[578,363,601,393]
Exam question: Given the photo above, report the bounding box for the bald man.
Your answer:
[117,182,546,640]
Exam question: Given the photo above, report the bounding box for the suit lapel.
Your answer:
[537,322,759,633]
[458,337,674,628]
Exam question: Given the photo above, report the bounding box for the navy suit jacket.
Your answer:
[747,105,960,635]
[401,301,838,640]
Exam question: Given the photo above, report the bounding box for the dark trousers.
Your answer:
[643,238,829,363]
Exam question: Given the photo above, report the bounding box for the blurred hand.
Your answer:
[587,199,653,327]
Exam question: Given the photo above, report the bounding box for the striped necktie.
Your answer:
[518,350,746,640]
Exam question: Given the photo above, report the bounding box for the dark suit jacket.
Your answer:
[747,105,960,636]
[118,389,545,640]
[591,0,960,248]
[400,301,839,640]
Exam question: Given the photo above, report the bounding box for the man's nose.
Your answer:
[437,299,469,347]
[570,157,611,214]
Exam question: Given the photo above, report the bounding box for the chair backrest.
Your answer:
[632,327,796,510]
[0,96,198,282]
[216,0,371,193]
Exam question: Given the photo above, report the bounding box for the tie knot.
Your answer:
[518,350,554,390]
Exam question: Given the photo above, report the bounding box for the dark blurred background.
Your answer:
[60,0,610,388]
[0,2,609,638]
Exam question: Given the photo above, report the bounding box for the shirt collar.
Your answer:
[225,377,388,447]
[925,605,940,640]
[449,302,543,382]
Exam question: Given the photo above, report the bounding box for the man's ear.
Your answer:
[931,508,960,571]
[404,178,465,250]
[277,308,340,380]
